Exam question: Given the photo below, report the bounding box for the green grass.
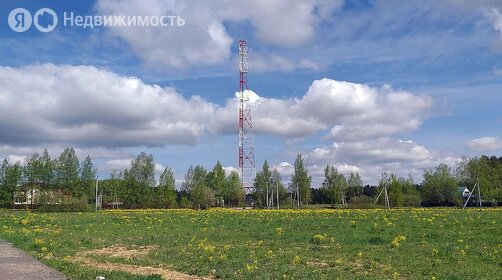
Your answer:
[1,208,501,279]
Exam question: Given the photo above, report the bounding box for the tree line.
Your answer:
[0,147,500,210]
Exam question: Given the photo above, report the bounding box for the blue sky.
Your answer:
[0,0,501,186]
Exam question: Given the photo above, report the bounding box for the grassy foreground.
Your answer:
[0,208,501,279]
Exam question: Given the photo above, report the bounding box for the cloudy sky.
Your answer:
[0,0,501,186]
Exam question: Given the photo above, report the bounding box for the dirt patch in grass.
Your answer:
[76,244,158,260]
[72,244,211,280]
[306,260,330,268]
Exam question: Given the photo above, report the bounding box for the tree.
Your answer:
[123,153,155,207]
[191,165,214,209]
[271,168,287,207]
[225,170,244,207]
[321,165,338,208]
[253,161,272,207]
[347,172,363,201]
[291,154,311,206]
[157,167,177,208]
[5,162,22,206]
[80,155,96,203]
[55,147,80,196]
[129,152,156,187]
[101,170,124,207]
[0,159,18,206]
[388,175,404,207]
[321,165,348,208]
[39,149,55,190]
[462,156,501,202]
[182,165,195,198]
[422,163,459,206]
[208,161,226,206]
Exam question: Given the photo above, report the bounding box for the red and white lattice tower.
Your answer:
[238,40,256,194]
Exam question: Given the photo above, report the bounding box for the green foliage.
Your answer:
[0,159,22,207]
[321,165,345,208]
[291,154,312,206]
[422,163,459,206]
[459,156,502,202]
[55,147,81,196]
[122,153,156,207]
[191,165,215,209]
[225,170,245,207]
[36,191,88,212]
[101,170,124,207]
[79,155,96,203]
[253,161,272,207]
[347,172,364,201]
[156,167,177,208]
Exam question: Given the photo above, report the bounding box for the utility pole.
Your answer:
[276,181,280,209]
[374,182,390,209]
[297,182,300,207]
[95,177,99,211]
[266,182,269,209]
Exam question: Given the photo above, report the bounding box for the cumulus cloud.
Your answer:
[300,138,461,185]
[0,64,214,147]
[0,64,431,151]
[95,0,343,68]
[212,79,431,140]
[0,63,437,184]
[467,137,502,151]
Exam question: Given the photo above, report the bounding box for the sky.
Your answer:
[0,0,501,187]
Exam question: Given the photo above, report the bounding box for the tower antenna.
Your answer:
[238,40,256,197]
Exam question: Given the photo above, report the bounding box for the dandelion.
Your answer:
[312,234,325,245]
[34,239,45,246]
[266,249,274,258]
[275,227,283,235]
[391,235,406,248]
[246,263,257,272]
[459,249,466,257]
[432,247,439,257]
[357,252,363,257]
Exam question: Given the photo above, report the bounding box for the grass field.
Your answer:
[0,208,501,280]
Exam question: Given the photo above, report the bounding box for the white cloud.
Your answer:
[272,162,294,178]
[300,137,463,185]
[467,137,502,151]
[6,155,26,164]
[0,64,431,151]
[487,8,502,36]
[212,79,431,140]
[95,0,343,68]
[223,166,238,176]
[102,159,132,173]
[0,63,439,184]
[0,64,214,147]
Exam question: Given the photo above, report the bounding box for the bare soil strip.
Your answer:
[72,244,211,280]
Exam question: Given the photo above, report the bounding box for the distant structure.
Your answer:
[238,40,256,194]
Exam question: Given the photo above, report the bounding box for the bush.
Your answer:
[36,192,88,212]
